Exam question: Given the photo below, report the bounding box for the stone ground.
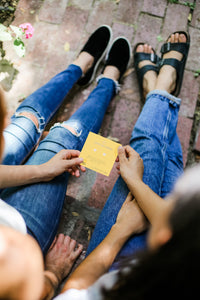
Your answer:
[1,0,200,278]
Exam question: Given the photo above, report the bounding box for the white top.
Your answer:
[0,198,27,234]
[54,270,119,300]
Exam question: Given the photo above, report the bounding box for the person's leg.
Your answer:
[86,91,182,259]
[160,132,183,198]
[2,64,82,165]
[1,71,117,254]
[87,33,186,264]
[1,36,131,254]
[2,25,112,166]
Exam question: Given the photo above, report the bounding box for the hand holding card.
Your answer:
[80,132,121,176]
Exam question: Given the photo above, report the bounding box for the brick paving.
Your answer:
[2,0,200,267]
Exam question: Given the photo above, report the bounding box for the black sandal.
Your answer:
[134,43,160,102]
[159,31,190,97]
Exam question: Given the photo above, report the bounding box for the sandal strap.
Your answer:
[138,65,158,83]
[134,52,160,68]
[161,42,189,57]
[158,57,181,70]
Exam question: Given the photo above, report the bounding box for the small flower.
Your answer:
[19,23,34,39]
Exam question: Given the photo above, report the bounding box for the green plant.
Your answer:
[0,23,34,57]
[157,35,164,42]
[194,69,200,78]
[183,1,196,10]
[168,0,179,4]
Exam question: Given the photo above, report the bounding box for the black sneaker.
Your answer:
[77,25,112,86]
[104,36,132,81]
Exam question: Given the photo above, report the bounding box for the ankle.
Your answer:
[142,71,157,97]
[102,65,120,81]
[73,52,94,74]
[155,68,176,93]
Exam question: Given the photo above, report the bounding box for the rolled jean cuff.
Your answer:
[69,64,83,76]
[146,89,181,106]
[96,75,121,94]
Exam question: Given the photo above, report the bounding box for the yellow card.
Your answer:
[80,132,121,176]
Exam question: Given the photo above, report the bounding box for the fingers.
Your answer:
[66,157,83,166]
[126,192,134,202]
[118,145,142,163]
[49,236,58,251]
[63,236,83,259]
[57,233,65,245]
[124,145,141,159]
[73,244,83,258]
[118,146,127,164]
[51,234,83,255]
[61,149,81,159]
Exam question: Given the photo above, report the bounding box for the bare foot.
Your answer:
[45,234,83,283]
[155,32,187,93]
[73,51,94,74]
[136,43,158,98]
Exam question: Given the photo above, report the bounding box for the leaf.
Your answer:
[10,25,23,38]
[87,229,91,241]
[0,24,7,31]
[13,39,26,57]
[107,136,120,143]
[0,72,9,82]
[0,25,12,41]
[72,211,79,217]
[188,12,192,22]
[64,42,70,52]
[194,69,200,78]
[157,35,163,42]
[14,38,22,46]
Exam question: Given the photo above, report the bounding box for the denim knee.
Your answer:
[2,117,40,165]
[36,123,82,155]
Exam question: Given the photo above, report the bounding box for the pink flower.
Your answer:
[19,23,34,39]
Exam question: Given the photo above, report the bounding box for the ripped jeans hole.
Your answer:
[15,111,45,133]
[51,122,82,137]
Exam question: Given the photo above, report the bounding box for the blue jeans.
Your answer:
[1,64,116,254]
[86,90,184,268]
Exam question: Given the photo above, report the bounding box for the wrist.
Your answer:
[109,224,130,247]
[38,163,50,181]
[124,177,143,192]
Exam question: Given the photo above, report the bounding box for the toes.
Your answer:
[174,32,179,43]
[180,33,186,43]
[143,44,148,53]
[136,43,153,54]
[148,45,154,54]
[136,44,144,52]
[168,32,187,44]
[168,33,175,43]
